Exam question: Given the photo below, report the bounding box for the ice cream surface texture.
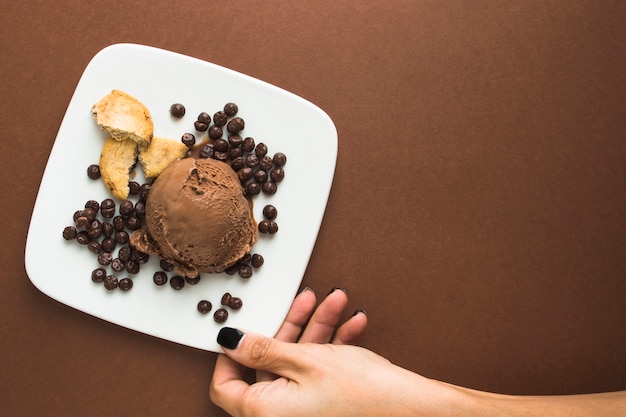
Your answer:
[130,157,257,277]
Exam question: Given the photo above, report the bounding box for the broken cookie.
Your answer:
[92,89,153,148]
[99,137,138,200]
[139,136,189,179]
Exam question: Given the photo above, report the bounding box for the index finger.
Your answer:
[274,287,317,342]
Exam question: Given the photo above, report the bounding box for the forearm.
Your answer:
[485,390,626,417]
[386,366,626,417]
[448,384,626,417]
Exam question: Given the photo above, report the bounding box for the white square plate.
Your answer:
[25,43,337,352]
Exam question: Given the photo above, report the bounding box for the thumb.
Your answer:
[217,327,306,379]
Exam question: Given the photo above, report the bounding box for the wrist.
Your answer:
[379,367,487,417]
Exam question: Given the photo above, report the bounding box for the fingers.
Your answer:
[297,287,349,343]
[273,287,317,343]
[210,286,369,413]
[332,309,368,345]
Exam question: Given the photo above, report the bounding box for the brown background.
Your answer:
[1,1,625,415]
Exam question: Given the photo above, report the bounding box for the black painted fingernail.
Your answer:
[217,327,244,349]
[352,309,367,316]
[328,287,347,295]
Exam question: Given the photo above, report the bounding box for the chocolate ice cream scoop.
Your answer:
[130,157,257,277]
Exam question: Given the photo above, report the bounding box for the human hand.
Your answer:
[210,287,372,416]
[209,287,459,417]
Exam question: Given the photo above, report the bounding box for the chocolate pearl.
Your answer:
[259,155,273,171]
[197,112,211,124]
[199,143,215,159]
[239,253,251,265]
[213,111,228,127]
[134,250,149,264]
[129,181,141,195]
[111,258,125,272]
[255,143,268,157]
[75,216,89,232]
[223,102,238,117]
[213,308,229,323]
[228,134,243,147]
[82,208,97,222]
[88,219,102,239]
[231,156,245,171]
[245,154,259,168]
[263,204,278,220]
[118,278,133,291]
[273,152,287,167]
[160,259,174,272]
[242,137,255,152]
[254,169,268,183]
[75,209,89,229]
[262,181,277,195]
[194,121,208,132]
[126,259,140,274]
[101,237,116,253]
[267,221,279,234]
[246,182,261,196]
[63,226,77,240]
[85,199,100,212]
[76,232,91,245]
[229,297,243,310]
[227,117,244,134]
[113,216,125,231]
[115,230,129,244]
[229,146,243,159]
[238,265,252,279]
[221,292,232,306]
[238,167,254,182]
[126,216,141,230]
[101,222,114,237]
[197,300,212,314]
[181,132,196,147]
[258,220,270,234]
[98,252,113,266]
[101,199,115,218]
[208,125,223,140]
[118,245,132,262]
[270,167,285,182]
[100,198,115,212]
[170,275,185,290]
[132,200,146,218]
[170,103,186,118]
[91,268,106,283]
[214,151,228,161]
[87,164,101,179]
[251,253,264,268]
[139,183,152,201]
[185,275,201,285]
[80,209,93,221]
[224,264,239,275]
[214,138,229,152]
[263,205,278,220]
[153,271,168,286]
[104,275,118,290]
[86,223,101,238]
[87,241,102,254]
